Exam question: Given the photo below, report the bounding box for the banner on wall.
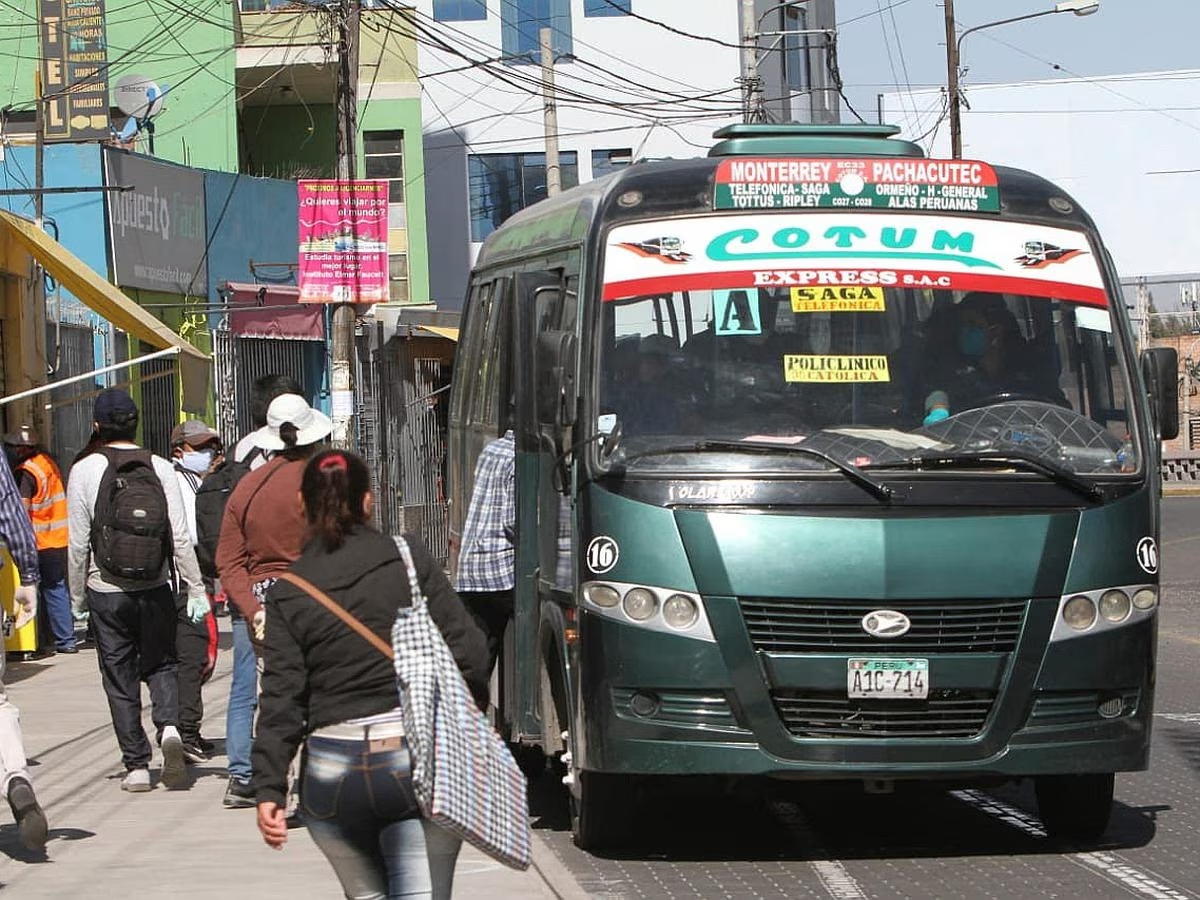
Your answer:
[297,180,389,304]
[104,148,208,296]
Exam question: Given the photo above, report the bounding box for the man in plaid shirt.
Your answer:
[455,430,515,677]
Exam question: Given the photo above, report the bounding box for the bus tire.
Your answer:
[1034,772,1114,841]
[571,771,634,852]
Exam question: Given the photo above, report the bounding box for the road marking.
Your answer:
[952,790,1196,899]
[810,860,868,900]
[769,799,868,899]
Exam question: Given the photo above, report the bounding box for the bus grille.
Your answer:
[773,690,994,739]
[740,598,1027,654]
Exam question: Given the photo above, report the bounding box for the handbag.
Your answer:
[276,537,532,871]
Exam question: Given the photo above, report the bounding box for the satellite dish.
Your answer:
[114,75,167,119]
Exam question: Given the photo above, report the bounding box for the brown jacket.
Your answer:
[215,456,308,619]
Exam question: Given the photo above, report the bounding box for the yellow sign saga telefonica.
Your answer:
[790,285,885,313]
[784,355,891,383]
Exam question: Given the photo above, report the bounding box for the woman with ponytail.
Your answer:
[251,449,488,899]
[215,393,331,809]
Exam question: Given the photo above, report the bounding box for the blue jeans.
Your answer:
[38,548,74,650]
[302,735,461,900]
[225,616,257,782]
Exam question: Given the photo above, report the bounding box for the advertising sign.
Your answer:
[713,158,1001,213]
[104,149,208,295]
[39,0,111,142]
[604,215,1105,308]
[297,180,389,304]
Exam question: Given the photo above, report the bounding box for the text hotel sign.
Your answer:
[39,0,111,142]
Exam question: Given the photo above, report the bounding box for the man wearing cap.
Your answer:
[66,388,210,793]
[3,425,74,654]
[215,393,331,808]
[169,421,223,764]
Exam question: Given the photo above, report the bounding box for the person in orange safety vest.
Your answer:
[3,427,75,654]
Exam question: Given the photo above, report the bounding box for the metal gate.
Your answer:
[212,320,326,449]
[357,324,451,564]
[45,322,100,469]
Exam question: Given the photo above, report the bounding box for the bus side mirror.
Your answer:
[537,331,577,429]
[1141,347,1179,441]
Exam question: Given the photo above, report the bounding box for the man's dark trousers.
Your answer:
[174,588,210,746]
[461,589,514,676]
[87,585,179,770]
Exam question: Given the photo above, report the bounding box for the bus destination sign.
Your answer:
[713,158,1001,214]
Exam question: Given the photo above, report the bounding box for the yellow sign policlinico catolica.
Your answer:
[783,355,891,383]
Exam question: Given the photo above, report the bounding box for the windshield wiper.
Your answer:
[615,439,893,503]
[868,451,1103,502]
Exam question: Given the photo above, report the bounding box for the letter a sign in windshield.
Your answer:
[714,289,762,336]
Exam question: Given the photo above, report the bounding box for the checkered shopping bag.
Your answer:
[392,537,532,871]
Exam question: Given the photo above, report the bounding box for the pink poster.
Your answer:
[298,179,389,304]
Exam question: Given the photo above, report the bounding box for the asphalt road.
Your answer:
[530,497,1200,900]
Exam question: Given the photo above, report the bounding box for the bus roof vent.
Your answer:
[708,124,925,159]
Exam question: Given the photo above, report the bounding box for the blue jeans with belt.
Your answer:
[301,731,461,900]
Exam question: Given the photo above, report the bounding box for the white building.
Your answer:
[878,71,1200,306]
[412,0,838,308]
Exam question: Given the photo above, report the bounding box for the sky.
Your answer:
[834,0,1200,125]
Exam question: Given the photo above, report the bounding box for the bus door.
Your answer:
[509,268,577,746]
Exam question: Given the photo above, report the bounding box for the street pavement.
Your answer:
[0,616,578,898]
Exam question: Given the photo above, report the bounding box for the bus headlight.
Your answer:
[623,588,658,621]
[1062,595,1096,630]
[1132,588,1158,610]
[584,584,621,608]
[662,594,699,629]
[1099,589,1131,623]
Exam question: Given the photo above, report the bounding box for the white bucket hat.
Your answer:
[252,393,333,451]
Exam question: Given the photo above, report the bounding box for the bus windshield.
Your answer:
[597,213,1139,478]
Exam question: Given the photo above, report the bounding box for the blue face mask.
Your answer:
[958,325,987,357]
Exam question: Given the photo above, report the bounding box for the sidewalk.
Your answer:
[0,616,570,898]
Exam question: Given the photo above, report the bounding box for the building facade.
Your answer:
[413,0,838,309]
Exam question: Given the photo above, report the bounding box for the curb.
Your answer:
[531,833,592,900]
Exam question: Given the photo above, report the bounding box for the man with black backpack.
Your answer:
[66,388,210,793]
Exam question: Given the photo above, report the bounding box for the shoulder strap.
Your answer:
[392,535,424,608]
[238,457,290,533]
[275,571,393,659]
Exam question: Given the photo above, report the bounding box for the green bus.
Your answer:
[446,124,1178,850]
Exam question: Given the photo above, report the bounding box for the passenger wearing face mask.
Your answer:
[920,292,1067,424]
[169,420,223,764]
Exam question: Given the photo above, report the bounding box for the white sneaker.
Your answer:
[159,726,187,790]
[122,768,151,792]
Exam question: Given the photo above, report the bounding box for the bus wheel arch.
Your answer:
[538,626,569,758]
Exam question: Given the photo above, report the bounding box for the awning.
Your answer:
[418,325,459,341]
[0,209,210,413]
[225,282,324,340]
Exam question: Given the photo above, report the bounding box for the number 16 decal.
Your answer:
[586,536,620,574]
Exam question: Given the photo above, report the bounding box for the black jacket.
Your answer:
[251,527,489,807]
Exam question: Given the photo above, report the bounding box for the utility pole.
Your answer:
[539,27,561,197]
[739,0,764,123]
[944,0,962,159]
[331,0,360,449]
[1135,277,1150,351]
